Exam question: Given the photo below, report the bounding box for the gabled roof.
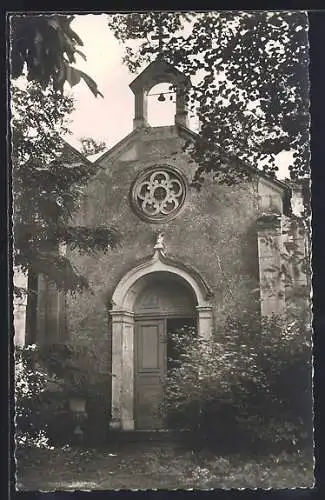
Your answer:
[61,140,94,167]
[129,57,191,93]
[176,123,291,195]
[90,128,144,166]
[87,122,291,204]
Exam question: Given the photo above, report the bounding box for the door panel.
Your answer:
[138,324,160,370]
[135,319,166,429]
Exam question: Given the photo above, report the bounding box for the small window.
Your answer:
[130,165,187,223]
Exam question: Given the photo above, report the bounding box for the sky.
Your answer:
[65,14,292,177]
[67,15,135,149]
[67,14,193,152]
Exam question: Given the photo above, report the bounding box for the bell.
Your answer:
[158,93,166,102]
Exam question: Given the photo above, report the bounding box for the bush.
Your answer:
[15,341,111,447]
[163,312,312,452]
[15,344,54,448]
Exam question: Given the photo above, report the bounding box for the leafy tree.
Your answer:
[10,14,103,97]
[108,11,309,182]
[15,341,112,446]
[164,312,312,451]
[15,344,53,448]
[109,11,311,312]
[12,81,119,296]
[79,137,107,156]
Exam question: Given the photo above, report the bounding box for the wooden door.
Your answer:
[135,319,166,429]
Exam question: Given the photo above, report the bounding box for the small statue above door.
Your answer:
[154,231,167,255]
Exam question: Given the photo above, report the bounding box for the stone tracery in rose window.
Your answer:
[131,166,187,222]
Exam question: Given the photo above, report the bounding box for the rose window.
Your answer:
[130,166,187,222]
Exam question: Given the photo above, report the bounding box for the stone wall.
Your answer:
[25,125,303,429]
[65,127,262,369]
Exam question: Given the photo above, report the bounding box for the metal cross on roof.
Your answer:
[151,17,169,53]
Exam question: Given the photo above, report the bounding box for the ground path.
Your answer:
[16,441,314,490]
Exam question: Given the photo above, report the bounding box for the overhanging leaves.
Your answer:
[12,80,119,295]
[108,11,310,181]
[10,14,103,98]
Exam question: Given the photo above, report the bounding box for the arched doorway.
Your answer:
[134,273,196,429]
[109,249,213,431]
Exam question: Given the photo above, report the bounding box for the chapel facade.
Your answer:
[18,58,308,432]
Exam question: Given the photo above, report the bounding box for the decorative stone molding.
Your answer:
[130,165,187,223]
[109,247,213,431]
[110,310,135,430]
[154,231,167,255]
[129,58,191,129]
[257,212,286,316]
[112,246,213,311]
[196,305,214,340]
[256,212,281,230]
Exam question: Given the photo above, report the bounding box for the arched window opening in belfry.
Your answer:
[147,82,176,127]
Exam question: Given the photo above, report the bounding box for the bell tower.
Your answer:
[129,58,191,130]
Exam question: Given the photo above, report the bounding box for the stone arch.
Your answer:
[109,249,213,431]
[111,250,211,312]
[134,273,197,316]
[129,58,191,128]
[147,82,176,127]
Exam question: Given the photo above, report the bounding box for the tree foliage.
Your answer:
[10,14,103,97]
[12,82,119,294]
[15,342,111,446]
[108,11,310,182]
[15,344,53,448]
[79,137,107,156]
[164,313,312,451]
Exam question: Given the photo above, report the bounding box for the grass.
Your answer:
[16,442,314,490]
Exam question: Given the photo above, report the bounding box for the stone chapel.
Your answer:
[18,57,308,433]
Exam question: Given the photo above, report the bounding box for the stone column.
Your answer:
[13,268,28,346]
[133,90,148,129]
[196,305,213,339]
[257,213,286,316]
[121,312,135,430]
[14,302,27,346]
[175,84,189,128]
[110,310,135,431]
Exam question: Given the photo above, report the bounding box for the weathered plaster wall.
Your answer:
[66,126,261,355]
